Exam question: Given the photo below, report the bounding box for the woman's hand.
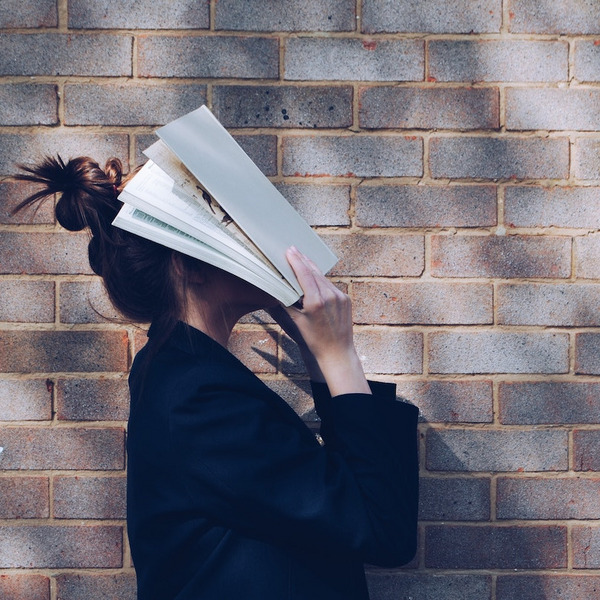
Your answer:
[269,246,371,397]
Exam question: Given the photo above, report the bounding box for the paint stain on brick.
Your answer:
[362,40,377,51]
[427,76,437,82]
[594,40,600,46]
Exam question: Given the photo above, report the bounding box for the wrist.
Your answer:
[317,348,371,396]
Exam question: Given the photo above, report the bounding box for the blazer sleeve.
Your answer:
[169,374,419,567]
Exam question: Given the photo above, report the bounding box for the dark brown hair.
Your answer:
[13,155,189,352]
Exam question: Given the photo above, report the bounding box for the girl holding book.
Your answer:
[14,155,419,600]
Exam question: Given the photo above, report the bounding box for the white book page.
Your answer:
[156,105,338,296]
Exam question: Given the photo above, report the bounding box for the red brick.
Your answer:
[497,283,600,326]
[574,430,600,471]
[575,235,600,279]
[497,575,600,599]
[0,379,52,421]
[0,574,50,600]
[395,380,493,423]
[429,331,569,374]
[425,525,567,569]
[59,280,121,324]
[0,427,125,470]
[0,477,48,519]
[0,232,92,275]
[0,281,54,323]
[228,329,277,373]
[55,573,137,600]
[353,282,492,325]
[431,235,571,278]
[56,378,129,421]
[575,333,600,375]
[500,382,600,425]
[426,428,568,472]
[354,329,423,374]
[429,136,569,180]
[419,477,490,521]
[0,330,128,374]
[359,86,499,130]
[54,476,126,519]
[572,526,600,568]
[324,234,424,277]
[497,477,600,520]
[0,525,122,568]
[355,184,497,228]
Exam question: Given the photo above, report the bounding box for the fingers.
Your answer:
[286,246,340,304]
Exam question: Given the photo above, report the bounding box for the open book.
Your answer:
[112,105,338,306]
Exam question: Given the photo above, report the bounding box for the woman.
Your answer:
[14,155,419,599]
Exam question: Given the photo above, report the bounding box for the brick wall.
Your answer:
[1,1,599,598]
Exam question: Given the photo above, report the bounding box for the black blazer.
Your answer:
[127,321,419,600]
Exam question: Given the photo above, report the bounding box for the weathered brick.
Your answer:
[429,331,569,374]
[284,38,424,82]
[428,40,567,82]
[65,84,207,126]
[575,41,600,82]
[507,89,600,131]
[574,430,600,471]
[275,183,350,226]
[395,380,493,423]
[216,0,355,31]
[264,378,315,420]
[0,427,124,470]
[498,575,600,599]
[572,526,600,568]
[429,136,569,180]
[509,0,600,34]
[69,0,209,29]
[359,87,499,130]
[367,573,492,600]
[497,284,600,326]
[575,235,600,279]
[56,378,130,421]
[419,477,490,521]
[0,34,132,76]
[0,330,128,373]
[0,132,129,177]
[425,525,566,569]
[0,232,92,275]
[213,85,352,128]
[228,329,278,373]
[0,525,122,568]
[497,477,600,520]
[0,0,56,27]
[573,138,600,180]
[0,574,50,600]
[426,428,568,472]
[59,280,121,324]
[138,36,279,79]
[500,382,600,425]
[354,329,423,374]
[0,477,48,519]
[431,235,571,278]
[0,84,57,126]
[54,476,126,519]
[55,573,137,600]
[0,181,54,225]
[575,333,600,375]
[0,280,54,323]
[353,282,492,325]
[505,186,600,228]
[324,233,424,277]
[283,135,423,177]
[356,184,497,228]
[362,0,500,33]
[0,379,52,421]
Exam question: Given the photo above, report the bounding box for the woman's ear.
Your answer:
[171,252,206,284]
